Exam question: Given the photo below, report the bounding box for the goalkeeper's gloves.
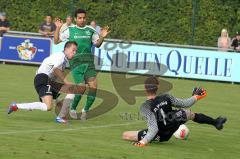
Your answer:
[132,141,146,147]
[192,87,207,100]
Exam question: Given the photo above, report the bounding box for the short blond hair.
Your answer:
[221,28,229,38]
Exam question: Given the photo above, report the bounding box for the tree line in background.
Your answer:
[1,0,240,47]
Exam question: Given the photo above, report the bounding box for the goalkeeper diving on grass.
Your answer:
[122,76,227,147]
[7,41,86,123]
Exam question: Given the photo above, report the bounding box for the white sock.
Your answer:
[82,108,87,113]
[17,102,48,111]
[58,98,73,118]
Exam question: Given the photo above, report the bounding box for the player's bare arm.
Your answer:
[54,18,63,44]
[95,26,110,48]
[53,68,86,95]
[53,68,69,84]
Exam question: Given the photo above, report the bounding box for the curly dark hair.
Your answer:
[74,9,86,18]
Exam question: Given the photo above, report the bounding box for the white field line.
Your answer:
[0,121,143,135]
[0,121,237,137]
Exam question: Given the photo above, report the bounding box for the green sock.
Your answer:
[71,94,82,110]
[83,92,96,112]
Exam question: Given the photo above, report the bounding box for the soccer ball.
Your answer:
[173,124,189,140]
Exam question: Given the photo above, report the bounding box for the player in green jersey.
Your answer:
[54,9,110,121]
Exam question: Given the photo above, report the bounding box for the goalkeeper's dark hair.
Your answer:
[64,41,78,50]
[74,9,87,17]
[144,76,159,94]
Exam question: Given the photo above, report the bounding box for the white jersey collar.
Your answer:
[75,25,91,29]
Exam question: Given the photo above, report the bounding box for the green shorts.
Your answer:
[71,63,96,84]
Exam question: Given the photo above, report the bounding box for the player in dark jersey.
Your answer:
[122,76,227,147]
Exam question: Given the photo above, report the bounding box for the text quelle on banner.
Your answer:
[92,41,239,83]
[0,34,51,64]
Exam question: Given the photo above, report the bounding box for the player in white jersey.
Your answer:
[7,41,81,123]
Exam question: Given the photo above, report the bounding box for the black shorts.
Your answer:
[138,109,188,142]
[34,73,62,101]
[138,127,178,142]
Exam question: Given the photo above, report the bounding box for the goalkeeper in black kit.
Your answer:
[122,76,227,147]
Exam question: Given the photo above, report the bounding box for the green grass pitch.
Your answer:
[0,64,240,159]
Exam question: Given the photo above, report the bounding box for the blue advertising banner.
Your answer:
[93,41,240,83]
[0,35,51,64]
[51,39,240,82]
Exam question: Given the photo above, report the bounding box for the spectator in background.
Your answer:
[217,28,231,51]
[90,20,101,34]
[0,12,10,37]
[60,15,74,34]
[231,31,240,52]
[39,14,56,37]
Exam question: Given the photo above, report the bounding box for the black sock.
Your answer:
[193,113,216,126]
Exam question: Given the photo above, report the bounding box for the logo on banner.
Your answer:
[17,39,37,60]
